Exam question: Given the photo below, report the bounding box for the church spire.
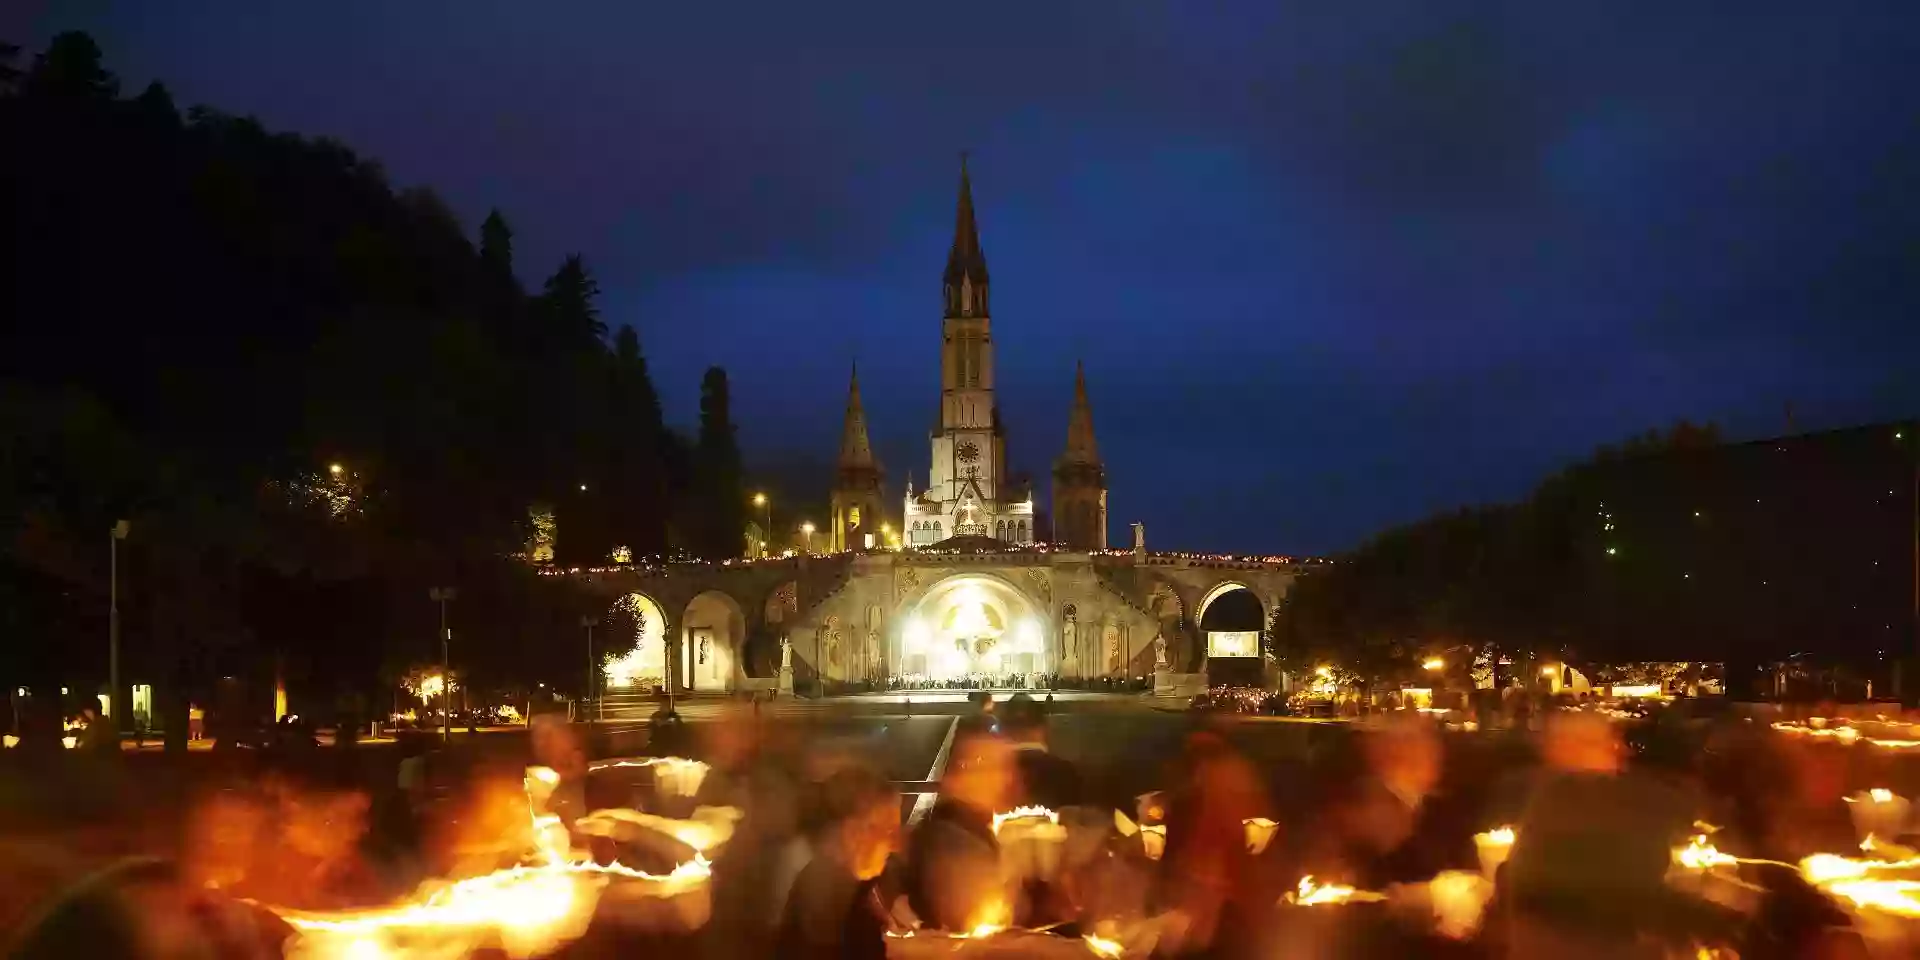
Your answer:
[838,362,876,469]
[943,153,990,313]
[1061,360,1100,465]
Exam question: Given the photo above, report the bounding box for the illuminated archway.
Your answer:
[896,574,1049,681]
[1196,581,1264,629]
[604,592,669,690]
[680,590,745,692]
[1197,583,1265,665]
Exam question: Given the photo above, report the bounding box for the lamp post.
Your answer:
[663,630,679,720]
[429,587,457,743]
[800,521,815,555]
[753,493,770,558]
[581,615,599,723]
[109,520,129,738]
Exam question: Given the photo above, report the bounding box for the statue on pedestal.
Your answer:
[1154,631,1168,667]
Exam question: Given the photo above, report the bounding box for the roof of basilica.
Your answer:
[918,535,1017,554]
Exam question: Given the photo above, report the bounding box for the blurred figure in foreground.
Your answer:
[1002,693,1082,811]
[1335,717,1446,887]
[1503,712,1700,959]
[776,766,902,960]
[8,858,286,960]
[1159,724,1268,958]
[529,715,587,825]
[903,728,1012,931]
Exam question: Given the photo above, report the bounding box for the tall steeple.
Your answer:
[943,153,990,318]
[831,362,885,553]
[837,363,875,469]
[1060,360,1100,465]
[1052,361,1108,551]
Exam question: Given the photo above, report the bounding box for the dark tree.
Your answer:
[538,254,607,345]
[0,33,760,738]
[479,209,514,281]
[694,367,747,560]
[605,325,669,558]
[23,32,118,99]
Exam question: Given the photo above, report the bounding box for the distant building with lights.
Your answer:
[555,162,1307,700]
[1560,419,1918,680]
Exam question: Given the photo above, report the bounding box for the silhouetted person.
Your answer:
[776,766,901,960]
[1160,726,1267,958]
[1504,712,1699,958]
[1001,693,1082,810]
[903,730,1010,931]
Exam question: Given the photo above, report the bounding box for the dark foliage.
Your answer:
[1274,419,1920,687]
[0,33,736,739]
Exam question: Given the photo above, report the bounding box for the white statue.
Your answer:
[779,637,792,673]
[1154,631,1168,667]
[1062,618,1077,665]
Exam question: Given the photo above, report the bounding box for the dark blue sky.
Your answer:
[16,2,1920,553]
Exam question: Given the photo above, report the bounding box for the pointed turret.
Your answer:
[943,154,990,318]
[831,362,885,553]
[1060,360,1100,465]
[1052,361,1108,551]
[837,363,875,469]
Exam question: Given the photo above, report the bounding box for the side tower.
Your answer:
[1051,361,1108,550]
[830,364,887,551]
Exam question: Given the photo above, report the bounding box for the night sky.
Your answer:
[14,2,1920,554]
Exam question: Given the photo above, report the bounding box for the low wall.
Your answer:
[1154,671,1207,699]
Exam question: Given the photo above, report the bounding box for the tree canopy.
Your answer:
[0,32,749,738]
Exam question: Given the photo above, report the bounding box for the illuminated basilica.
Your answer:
[576,163,1298,698]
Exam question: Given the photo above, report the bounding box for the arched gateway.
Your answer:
[557,550,1307,692]
[896,573,1049,681]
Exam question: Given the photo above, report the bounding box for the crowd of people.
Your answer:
[6,689,1906,958]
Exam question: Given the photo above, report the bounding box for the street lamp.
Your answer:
[800,521,815,555]
[328,462,343,477]
[1423,658,1445,672]
[109,520,129,739]
[581,616,599,723]
[429,587,457,743]
[752,493,770,557]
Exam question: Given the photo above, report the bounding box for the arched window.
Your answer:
[1018,520,1028,542]
[933,521,942,534]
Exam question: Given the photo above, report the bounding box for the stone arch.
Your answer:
[897,572,1050,681]
[1197,581,1266,668]
[680,590,745,692]
[746,581,799,678]
[1147,582,1193,672]
[603,591,670,690]
[1196,580,1263,627]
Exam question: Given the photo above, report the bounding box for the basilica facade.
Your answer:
[830,160,1107,553]
[566,164,1301,700]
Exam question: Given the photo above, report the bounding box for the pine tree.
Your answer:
[607,324,668,557]
[695,367,746,560]
[538,254,606,346]
[24,32,118,99]
[479,209,514,283]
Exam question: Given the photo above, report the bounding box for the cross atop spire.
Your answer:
[837,362,876,470]
[1061,360,1100,465]
[944,154,990,297]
